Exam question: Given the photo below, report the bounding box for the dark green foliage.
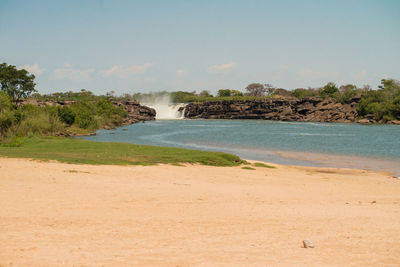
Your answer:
[336,84,360,104]
[290,88,319,99]
[319,82,339,98]
[0,62,37,104]
[58,106,75,126]
[218,89,232,97]
[72,102,98,129]
[94,99,127,127]
[357,79,400,121]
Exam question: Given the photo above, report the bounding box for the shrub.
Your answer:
[291,88,319,99]
[357,79,400,121]
[58,106,75,126]
[319,82,339,98]
[217,89,232,97]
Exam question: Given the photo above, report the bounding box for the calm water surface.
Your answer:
[81,120,400,175]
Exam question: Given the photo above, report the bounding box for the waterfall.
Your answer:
[148,103,185,119]
[142,95,186,119]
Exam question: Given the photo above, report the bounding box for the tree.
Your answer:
[273,88,291,97]
[0,63,36,105]
[199,90,212,97]
[319,82,339,98]
[245,83,270,97]
[339,84,357,92]
[230,90,243,97]
[217,89,231,97]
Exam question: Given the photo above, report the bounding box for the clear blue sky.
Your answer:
[1,0,399,95]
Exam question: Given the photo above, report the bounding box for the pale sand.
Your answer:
[1,158,400,266]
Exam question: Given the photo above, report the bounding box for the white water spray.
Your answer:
[143,95,185,119]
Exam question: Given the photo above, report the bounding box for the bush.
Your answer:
[0,91,13,111]
[291,88,319,99]
[58,106,75,126]
[357,79,400,121]
[217,89,232,97]
[71,102,98,129]
[320,82,339,98]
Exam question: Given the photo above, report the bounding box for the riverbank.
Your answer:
[1,158,399,266]
[182,98,400,125]
[82,119,400,176]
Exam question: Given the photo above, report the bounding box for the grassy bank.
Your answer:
[0,137,244,166]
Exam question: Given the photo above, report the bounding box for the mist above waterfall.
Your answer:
[141,94,185,120]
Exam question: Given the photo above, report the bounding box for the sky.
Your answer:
[0,0,399,95]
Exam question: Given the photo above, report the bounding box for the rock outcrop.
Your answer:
[183,98,359,123]
[112,100,156,125]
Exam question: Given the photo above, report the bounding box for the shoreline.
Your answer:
[84,122,400,176]
[1,157,400,266]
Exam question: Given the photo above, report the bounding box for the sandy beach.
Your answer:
[1,158,400,266]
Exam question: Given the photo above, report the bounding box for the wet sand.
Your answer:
[1,158,400,266]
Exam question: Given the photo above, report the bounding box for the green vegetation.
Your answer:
[242,166,256,170]
[0,93,127,142]
[0,63,128,142]
[290,88,319,99]
[0,137,244,166]
[32,89,106,102]
[357,79,400,122]
[253,162,276,168]
[0,62,36,104]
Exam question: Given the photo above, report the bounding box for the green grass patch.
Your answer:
[0,137,244,167]
[242,166,256,170]
[253,162,276,168]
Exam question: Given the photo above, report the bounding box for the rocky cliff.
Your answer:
[183,98,359,123]
[112,100,156,125]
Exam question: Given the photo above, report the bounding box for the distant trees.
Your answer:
[198,90,212,97]
[217,89,231,97]
[273,88,291,97]
[0,63,37,105]
[216,89,244,97]
[319,82,339,98]
[290,88,319,99]
[245,83,275,97]
[357,79,400,121]
[245,83,267,97]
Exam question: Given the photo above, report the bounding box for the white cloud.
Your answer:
[126,63,152,74]
[353,70,367,79]
[18,64,45,75]
[53,66,94,81]
[103,65,123,76]
[102,63,153,77]
[207,62,237,73]
[176,69,186,76]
